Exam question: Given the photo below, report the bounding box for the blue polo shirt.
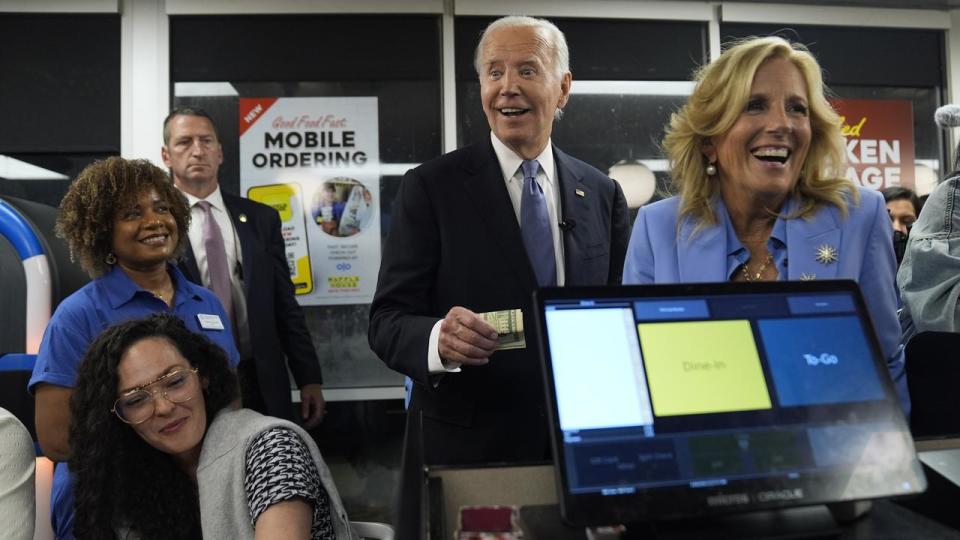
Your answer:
[30,264,240,540]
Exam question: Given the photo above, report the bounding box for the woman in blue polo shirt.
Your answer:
[28,157,240,540]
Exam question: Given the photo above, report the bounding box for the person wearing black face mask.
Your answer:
[882,186,920,266]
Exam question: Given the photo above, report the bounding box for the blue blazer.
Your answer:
[624,187,908,412]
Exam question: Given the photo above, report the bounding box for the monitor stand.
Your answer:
[521,501,873,540]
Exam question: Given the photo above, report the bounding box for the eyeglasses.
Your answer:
[111,368,199,425]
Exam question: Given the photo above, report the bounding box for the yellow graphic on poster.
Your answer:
[247,183,313,294]
[638,320,771,416]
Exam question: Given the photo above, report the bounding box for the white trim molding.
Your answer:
[454,0,713,20]
[722,2,950,29]
[442,0,458,153]
[948,9,960,167]
[165,0,443,15]
[952,10,960,105]
[120,0,168,163]
[0,0,118,12]
[708,4,721,61]
[571,80,695,96]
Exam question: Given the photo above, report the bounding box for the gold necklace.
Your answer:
[151,285,173,303]
[741,253,773,282]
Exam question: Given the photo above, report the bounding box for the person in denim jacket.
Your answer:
[898,174,960,337]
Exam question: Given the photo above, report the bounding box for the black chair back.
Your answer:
[905,332,960,438]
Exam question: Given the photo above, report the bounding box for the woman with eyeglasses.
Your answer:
[28,157,240,539]
[69,313,355,539]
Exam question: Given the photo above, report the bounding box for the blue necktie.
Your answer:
[520,159,557,286]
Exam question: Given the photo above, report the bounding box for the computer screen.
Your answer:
[534,280,925,526]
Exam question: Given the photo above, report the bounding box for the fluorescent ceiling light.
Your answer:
[379,163,421,176]
[915,159,940,171]
[571,81,695,96]
[638,159,669,173]
[174,82,240,97]
[0,155,69,180]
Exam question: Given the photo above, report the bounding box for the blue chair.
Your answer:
[0,353,37,447]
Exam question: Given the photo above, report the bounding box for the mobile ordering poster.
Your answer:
[239,97,380,306]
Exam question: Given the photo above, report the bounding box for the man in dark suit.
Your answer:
[162,108,326,427]
[369,16,630,469]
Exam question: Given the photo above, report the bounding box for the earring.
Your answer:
[705,163,717,176]
[105,252,117,265]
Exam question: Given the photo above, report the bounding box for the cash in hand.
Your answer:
[478,308,525,350]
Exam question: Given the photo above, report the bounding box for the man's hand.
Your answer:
[438,306,498,366]
[300,383,326,429]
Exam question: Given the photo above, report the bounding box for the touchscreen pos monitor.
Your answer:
[533,280,925,527]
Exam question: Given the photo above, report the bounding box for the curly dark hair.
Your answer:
[56,157,191,278]
[69,313,239,540]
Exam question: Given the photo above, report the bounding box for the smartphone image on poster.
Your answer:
[247,183,314,295]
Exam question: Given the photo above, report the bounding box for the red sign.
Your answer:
[831,98,915,191]
[238,97,278,136]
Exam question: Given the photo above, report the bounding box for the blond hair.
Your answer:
[663,36,856,228]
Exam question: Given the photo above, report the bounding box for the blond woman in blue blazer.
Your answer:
[624,36,907,411]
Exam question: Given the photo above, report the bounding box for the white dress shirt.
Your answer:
[427,133,565,373]
[181,187,241,284]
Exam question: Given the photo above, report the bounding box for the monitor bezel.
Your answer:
[534,279,925,526]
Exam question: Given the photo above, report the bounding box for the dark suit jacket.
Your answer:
[369,138,631,465]
[179,193,323,420]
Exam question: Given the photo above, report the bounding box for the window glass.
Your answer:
[455,17,707,208]
[0,14,120,207]
[171,15,442,388]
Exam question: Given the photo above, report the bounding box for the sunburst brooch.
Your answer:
[815,244,838,265]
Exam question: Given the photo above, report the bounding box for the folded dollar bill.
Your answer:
[479,308,525,350]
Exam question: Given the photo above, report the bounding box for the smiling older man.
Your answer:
[370,15,630,468]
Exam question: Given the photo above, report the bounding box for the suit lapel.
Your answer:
[179,237,203,283]
[554,147,586,284]
[460,140,538,290]
[786,204,841,280]
[222,195,256,295]
[677,198,730,283]
[678,212,727,283]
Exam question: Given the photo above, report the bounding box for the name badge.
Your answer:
[197,314,225,331]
